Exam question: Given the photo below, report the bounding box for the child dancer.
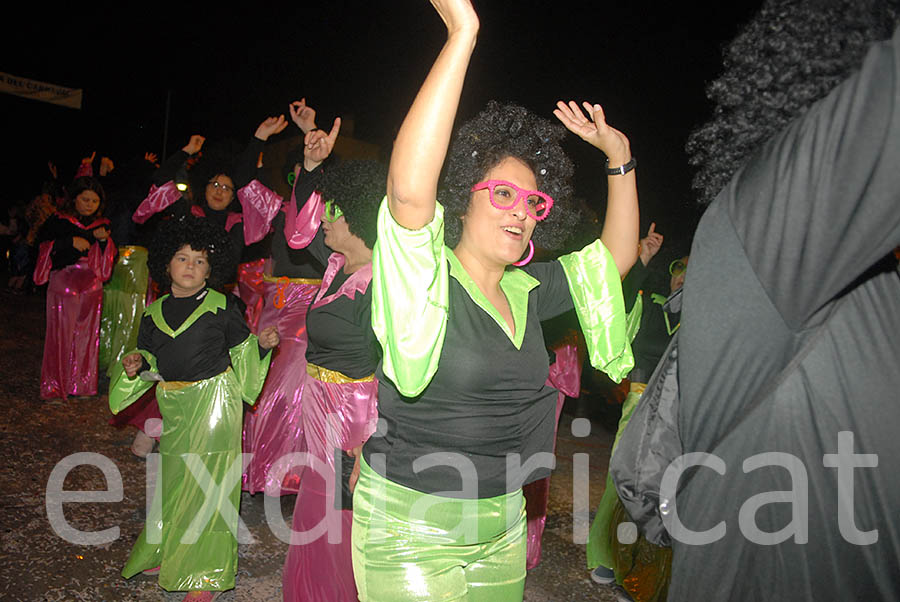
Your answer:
[109,216,278,602]
[34,176,116,399]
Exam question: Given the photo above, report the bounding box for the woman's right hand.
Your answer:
[431,0,479,35]
[72,236,91,252]
[387,0,478,230]
[303,117,341,171]
[122,353,142,378]
[182,135,206,155]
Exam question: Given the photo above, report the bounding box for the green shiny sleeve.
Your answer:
[557,239,635,383]
[228,334,271,406]
[370,197,449,397]
[108,349,157,414]
[625,291,643,344]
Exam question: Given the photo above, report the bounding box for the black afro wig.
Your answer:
[439,101,578,250]
[686,0,899,205]
[148,215,237,292]
[319,158,388,249]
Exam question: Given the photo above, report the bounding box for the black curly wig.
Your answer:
[319,158,388,249]
[439,101,578,250]
[148,215,237,292]
[687,0,899,205]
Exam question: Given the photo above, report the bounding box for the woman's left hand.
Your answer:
[553,101,631,165]
[92,226,110,241]
[258,325,280,349]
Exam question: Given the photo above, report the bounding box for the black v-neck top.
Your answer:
[365,260,573,498]
[137,289,252,381]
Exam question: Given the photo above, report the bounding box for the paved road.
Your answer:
[0,288,627,601]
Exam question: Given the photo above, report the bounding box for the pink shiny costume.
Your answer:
[235,257,267,333]
[282,252,378,602]
[241,276,319,494]
[35,222,116,399]
[242,178,326,496]
[523,338,583,569]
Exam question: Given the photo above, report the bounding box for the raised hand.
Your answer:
[48,161,58,180]
[430,0,479,35]
[92,226,110,242]
[303,117,341,170]
[638,222,663,266]
[255,115,289,141]
[258,325,280,350]
[99,156,115,177]
[182,135,206,155]
[144,152,159,167]
[81,151,96,167]
[122,353,143,378]
[553,101,631,166]
[289,99,317,134]
[72,236,91,252]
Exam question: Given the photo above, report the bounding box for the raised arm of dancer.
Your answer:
[303,115,341,172]
[554,101,639,277]
[387,0,479,230]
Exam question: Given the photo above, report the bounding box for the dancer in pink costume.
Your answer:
[241,99,328,495]
[34,176,116,399]
[281,119,383,602]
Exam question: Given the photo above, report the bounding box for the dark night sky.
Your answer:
[3,0,763,252]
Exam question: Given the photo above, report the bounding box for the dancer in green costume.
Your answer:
[586,226,683,602]
[353,1,640,600]
[99,245,150,375]
[109,216,279,602]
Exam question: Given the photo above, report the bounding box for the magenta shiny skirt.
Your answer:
[236,258,267,333]
[282,368,378,602]
[524,341,582,569]
[41,260,104,399]
[241,277,320,495]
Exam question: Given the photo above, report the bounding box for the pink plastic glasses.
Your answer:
[471,180,555,221]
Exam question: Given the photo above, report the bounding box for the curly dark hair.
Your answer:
[687,0,899,205]
[60,176,106,221]
[439,101,577,250]
[320,158,388,249]
[147,215,237,292]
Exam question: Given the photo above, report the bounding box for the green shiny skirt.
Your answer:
[352,455,527,601]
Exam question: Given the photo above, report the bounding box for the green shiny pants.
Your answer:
[586,384,643,571]
[99,246,149,376]
[352,456,526,601]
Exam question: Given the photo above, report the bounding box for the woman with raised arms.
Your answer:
[352,1,639,599]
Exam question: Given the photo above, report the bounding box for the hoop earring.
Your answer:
[513,240,534,267]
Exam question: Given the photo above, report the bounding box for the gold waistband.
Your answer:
[158,368,231,391]
[263,275,322,285]
[306,362,374,384]
[629,382,647,395]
